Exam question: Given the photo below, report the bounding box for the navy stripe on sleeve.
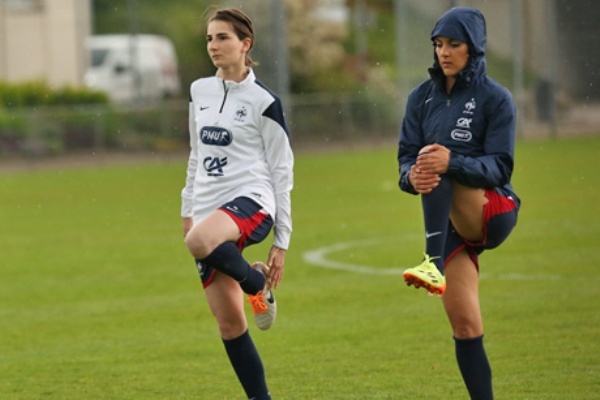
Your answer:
[255,80,289,136]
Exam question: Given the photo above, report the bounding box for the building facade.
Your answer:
[0,0,91,87]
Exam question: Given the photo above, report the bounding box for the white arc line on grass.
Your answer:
[303,237,582,281]
[303,238,408,275]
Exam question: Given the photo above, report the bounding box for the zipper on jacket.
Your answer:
[446,98,451,107]
[219,80,229,113]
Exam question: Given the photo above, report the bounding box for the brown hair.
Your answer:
[206,7,257,67]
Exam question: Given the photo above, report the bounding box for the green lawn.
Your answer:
[1,136,599,399]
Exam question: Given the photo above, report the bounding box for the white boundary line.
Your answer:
[302,237,411,276]
[302,237,569,281]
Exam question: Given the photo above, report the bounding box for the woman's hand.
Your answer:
[409,144,450,194]
[266,245,286,289]
[416,144,451,174]
[409,164,440,194]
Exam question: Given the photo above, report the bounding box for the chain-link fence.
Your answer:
[0,93,401,157]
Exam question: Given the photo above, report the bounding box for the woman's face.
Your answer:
[434,36,469,78]
[206,19,250,70]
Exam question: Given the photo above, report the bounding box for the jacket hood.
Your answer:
[429,7,487,86]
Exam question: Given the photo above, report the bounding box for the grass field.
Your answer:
[1,136,599,399]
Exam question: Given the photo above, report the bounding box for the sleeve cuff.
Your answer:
[273,226,291,250]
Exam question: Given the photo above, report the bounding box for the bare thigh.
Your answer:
[450,183,488,242]
[204,271,248,340]
[185,210,241,259]
[442,249,483,339]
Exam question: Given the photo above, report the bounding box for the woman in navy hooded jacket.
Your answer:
[398,7,520,399]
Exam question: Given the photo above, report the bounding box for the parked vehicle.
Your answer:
[84,34,181,103]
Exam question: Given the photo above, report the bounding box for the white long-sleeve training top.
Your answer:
[181,69,294,250]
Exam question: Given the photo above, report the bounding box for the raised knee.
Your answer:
[184,231,211,259]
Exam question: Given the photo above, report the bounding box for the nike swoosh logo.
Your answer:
[425,231,442,239]
[200,106,210,111]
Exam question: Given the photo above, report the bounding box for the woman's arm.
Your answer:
[181,97,199,218]
[260,98,294,251]
[398,87,428,195]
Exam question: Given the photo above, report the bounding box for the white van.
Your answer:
[84,34,181,103]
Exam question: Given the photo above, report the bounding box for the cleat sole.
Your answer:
[403,273,445,296]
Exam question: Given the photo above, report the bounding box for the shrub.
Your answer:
[0,80,108,108]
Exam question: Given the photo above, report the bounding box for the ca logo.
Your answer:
[203,156,228,176]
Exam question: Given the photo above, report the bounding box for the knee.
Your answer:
[451,317,483,339]
[445,301,483,338]
[184,230,212,259]
[183,231,200,255]
[216,316,247,340]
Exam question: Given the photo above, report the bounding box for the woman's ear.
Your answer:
[242,37,252,53]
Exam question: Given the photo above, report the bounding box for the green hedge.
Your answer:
[0,81,110,155]
[0,80,108,108]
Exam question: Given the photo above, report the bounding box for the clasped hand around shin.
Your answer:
[409,144,451,194]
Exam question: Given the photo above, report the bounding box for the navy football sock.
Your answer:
[199,242,265,295]
[223,330,271,400]
[455,335,494,400]
[421,174,453,273]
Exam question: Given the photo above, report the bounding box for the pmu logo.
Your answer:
[204,156,228,176]
[451,129,473,142]
[200,126,233,146]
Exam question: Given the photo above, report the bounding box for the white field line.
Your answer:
[302,237,569,281]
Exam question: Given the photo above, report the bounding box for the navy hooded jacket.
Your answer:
[398,7,519,205]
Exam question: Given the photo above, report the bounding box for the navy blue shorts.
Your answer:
[196,197,273,288]
[444,188,519,269]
